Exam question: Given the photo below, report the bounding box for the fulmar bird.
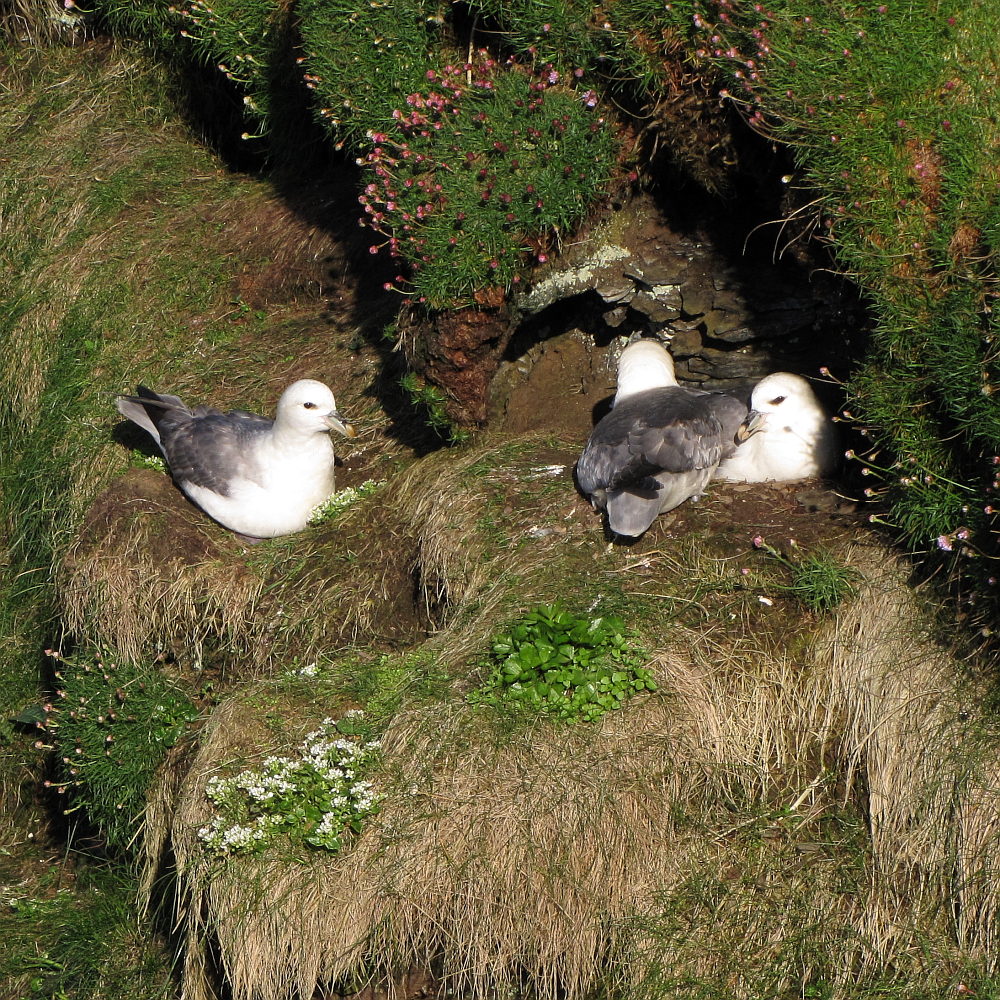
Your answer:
[576,339,747,539]
[714,371,837,483]
[116,379,356,539]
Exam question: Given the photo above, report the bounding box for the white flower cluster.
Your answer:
[133,452,167,473]
[308,480,386,526]
[197,715,382,856]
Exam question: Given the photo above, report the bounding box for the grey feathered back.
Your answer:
[116,386,272,495]
[576,386,747,538]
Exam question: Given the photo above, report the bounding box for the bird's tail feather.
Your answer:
[115,385,189,446]
[606,489,662,538]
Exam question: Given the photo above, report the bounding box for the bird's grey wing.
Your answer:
[577,389,746,496]
[161,413,272,495]
[576,435,660,500]
[577,394,668,496]
[628,391,747,474]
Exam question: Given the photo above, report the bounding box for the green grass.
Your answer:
[752,535,860,613]
[0,864,176,1000]
[40,646,198,853]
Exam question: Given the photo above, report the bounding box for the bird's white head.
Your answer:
[738,372,823,440]
[276,379,357,438]
[613,339,678,404]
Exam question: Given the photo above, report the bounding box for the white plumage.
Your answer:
[116,379,356,539]
[714,371,837,483]
[576,340,747,538]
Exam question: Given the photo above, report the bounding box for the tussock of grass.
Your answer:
[0,0,84,46]
[144,533,999,999]
[392,433,584,624]
[812,545,1000,961]
[59,468,424,673]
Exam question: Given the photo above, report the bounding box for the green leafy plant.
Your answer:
[751,535,859,613]
[399,370,471,444]
[469,604,655,723]
[198,713,382,856]
[35,647,198,852]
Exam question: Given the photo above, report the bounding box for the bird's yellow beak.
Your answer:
[326,412,357,438]
[736,410,766,442]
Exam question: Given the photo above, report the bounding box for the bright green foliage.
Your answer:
[41,647,198,852]
[616,0,1000,611]
[93,0,183,48]
[91,0,619,308]
[170,0,289,133]
[470,604,655,723]
[300,9,615,306]
[197,714,382,855]
[752,535,859,614]
[296,0,443,146]
[786,552,860,614]
[0,867,175,1000]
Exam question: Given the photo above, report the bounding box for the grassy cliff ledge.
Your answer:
[82,0,1000,624]
[4,4,1000,1000]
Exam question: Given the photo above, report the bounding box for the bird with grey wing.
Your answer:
[116,379,356,541]
[576,339,747,540]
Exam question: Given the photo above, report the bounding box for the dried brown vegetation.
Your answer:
[59,469,425,673]
[141,535,1000,1000]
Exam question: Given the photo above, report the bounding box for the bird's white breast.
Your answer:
[715,413,834,482]
[183,432,336,538]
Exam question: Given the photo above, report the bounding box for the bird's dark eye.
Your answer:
[303,401,317,409]
[769,395,786,405]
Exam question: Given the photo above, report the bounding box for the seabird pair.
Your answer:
[576,339,836,539]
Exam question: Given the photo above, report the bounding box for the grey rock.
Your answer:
[680,285,712,317]
[630,290,681,324]
[686,348,771,379]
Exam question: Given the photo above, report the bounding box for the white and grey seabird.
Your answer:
[116,379,356,539]
[576,339,747,539]
[714,371,837,483]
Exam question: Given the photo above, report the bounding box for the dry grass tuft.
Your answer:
[0,0,84,46]
[144,537,1000,999]
[811,543,1000,960]
[392,432,588,632]
[59,469,264,666]
[58,468,424,672]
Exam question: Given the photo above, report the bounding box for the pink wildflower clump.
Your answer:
[352,52,610,305]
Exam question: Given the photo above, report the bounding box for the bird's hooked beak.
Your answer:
[324,410,357,438]
[736,409,767,442]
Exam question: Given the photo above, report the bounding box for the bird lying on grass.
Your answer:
[576,339,747,539]
[116,379,356,541]
[714,371,837,483]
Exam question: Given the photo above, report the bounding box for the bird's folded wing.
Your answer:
[163,414,271,495]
